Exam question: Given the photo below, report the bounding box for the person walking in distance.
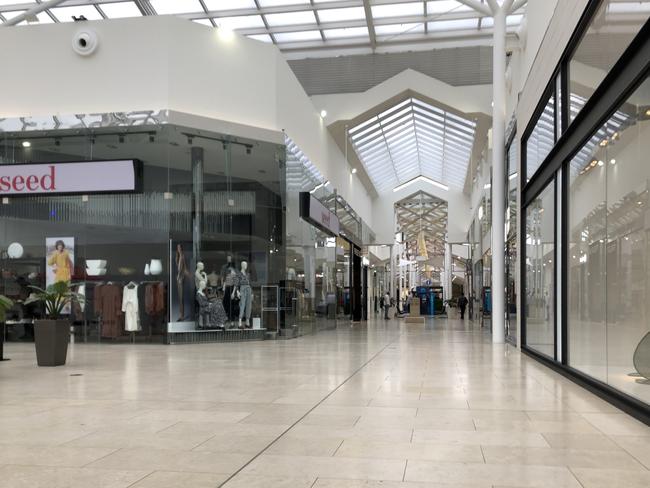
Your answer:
[384,291,391,319]
[457,292,469,320]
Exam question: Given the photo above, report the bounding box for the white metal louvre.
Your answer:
[349,97,476,193]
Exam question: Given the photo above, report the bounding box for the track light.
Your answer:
[21,141,31,148]
[149,134,155,143]
[118,135,125,144]
[246,146,252,155]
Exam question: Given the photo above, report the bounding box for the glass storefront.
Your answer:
[568,0,650,124]
[525,93,555,181]
[524,183,555,358]
[505,134,518,343]
[568,76,650,403]
[0,123,287,343]
[521,0,650,419]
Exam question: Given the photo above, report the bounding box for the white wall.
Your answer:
[312,69,492,123]
[0,16,373,224]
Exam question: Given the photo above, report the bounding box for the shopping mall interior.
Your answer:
[0,1,649,487]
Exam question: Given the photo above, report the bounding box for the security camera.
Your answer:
[72,29,99,56]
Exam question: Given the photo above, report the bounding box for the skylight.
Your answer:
[100,2,142,19]
[349,97,476,193]
[275,30,322,42]
[372,2,424,19]
[203,0,257,10]
[150,0,203,15]
[317,6,366,23]
[51,5,102,22]
[265,10,317,27]
[215,15,265,30]
[426,1,472,14]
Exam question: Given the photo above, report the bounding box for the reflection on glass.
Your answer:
[526,94,555,181]
[525,183,555,357]
[569,0,650,124]
[568,76,650,404]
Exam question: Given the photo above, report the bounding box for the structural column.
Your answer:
[490,4,509,344]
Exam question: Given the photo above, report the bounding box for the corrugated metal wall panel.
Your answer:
[289,47,493,95]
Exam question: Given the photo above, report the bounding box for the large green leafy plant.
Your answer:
[25,281,84,320]
[0,295,13,322]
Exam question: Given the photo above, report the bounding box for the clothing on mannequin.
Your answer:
[196,280,227,329]
[220,255,235,283]
[122,281,141,332]
[195,261,207,289]
[233,261,252,328]
[207,270,219,288]
[222,268,238,321]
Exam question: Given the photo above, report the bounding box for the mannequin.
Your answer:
[220,255,235,283]
[195,261,207,289]
[207,269,219,288]
[196,280,227,329]
[223,267,238,323]
[233,260,252,329]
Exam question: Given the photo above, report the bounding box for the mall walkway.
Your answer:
[0,318,649,488]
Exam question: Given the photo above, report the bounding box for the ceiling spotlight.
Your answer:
[21,141,31,148]
[118,135,125,144]
[149,134,155,143]
[54,138,61,146]
[597,160,604,167]
[610,159,616,165]
[246,146,252,155]
[351,168,357,174]
[187,137,193,145]
[320,110,327,118]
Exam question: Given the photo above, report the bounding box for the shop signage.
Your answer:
[0,160,142,196]
[299,192,340,237]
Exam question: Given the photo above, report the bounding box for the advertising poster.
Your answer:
[46,237,75,287]
[170,240,194,323]
[45,237,75,315]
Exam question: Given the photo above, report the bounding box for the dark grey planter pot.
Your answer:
[34,319,69,366]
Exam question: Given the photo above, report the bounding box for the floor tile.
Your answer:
[129,470,229,487]
[0,465,150,488]
[570,467,650,488]
[482,446,645,469]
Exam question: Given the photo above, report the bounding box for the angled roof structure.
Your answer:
[348,96,476,193]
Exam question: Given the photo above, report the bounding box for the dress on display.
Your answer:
[235,271,252,321]
[222,270,238,321]
[94,283,124,338]
[196,292,227,329]
[122,283,141,332]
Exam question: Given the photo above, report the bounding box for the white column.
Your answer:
[490,5,507,344]
[444,243,452,300]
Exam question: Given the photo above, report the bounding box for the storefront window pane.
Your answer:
[506,136,518,343]
[525,183,555,357]
[569,0,650,124]
[526,94,555,181]
[568,76,650,403]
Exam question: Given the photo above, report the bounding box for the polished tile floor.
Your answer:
[1,317,650,488]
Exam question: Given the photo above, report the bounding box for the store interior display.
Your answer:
[149,259,163,276]
[196,279,227,330]
[234,260,253,329]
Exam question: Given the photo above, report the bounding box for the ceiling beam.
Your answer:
[1,0,66,26]
[510,0,528,13]
[362,0,377,50]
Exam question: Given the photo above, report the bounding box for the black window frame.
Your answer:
[519,0,650,426]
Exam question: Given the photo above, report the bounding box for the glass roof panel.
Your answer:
[349,98,475,193]
[100,2,143,19]
[247,33,274,43]
[150,0,204,15]
[324,27,369,39]
[265,10,317,27]
[428,18,479,31]
[426,1,472,14]
[203,0,257,10]
[0,0,31,4]
[317,6,366,22]
[375,23,424,36]
[372,2,424,19]
[274,30,322,42]
[51,5,102,22]
[215,15,265,29]
[193,18,213,26]
[258,0,310,6]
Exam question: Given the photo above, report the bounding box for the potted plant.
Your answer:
[25,281,84,367]
[0,294,14,361]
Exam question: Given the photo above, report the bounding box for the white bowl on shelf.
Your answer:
[86,260,107,269]
[86,268,107,276]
